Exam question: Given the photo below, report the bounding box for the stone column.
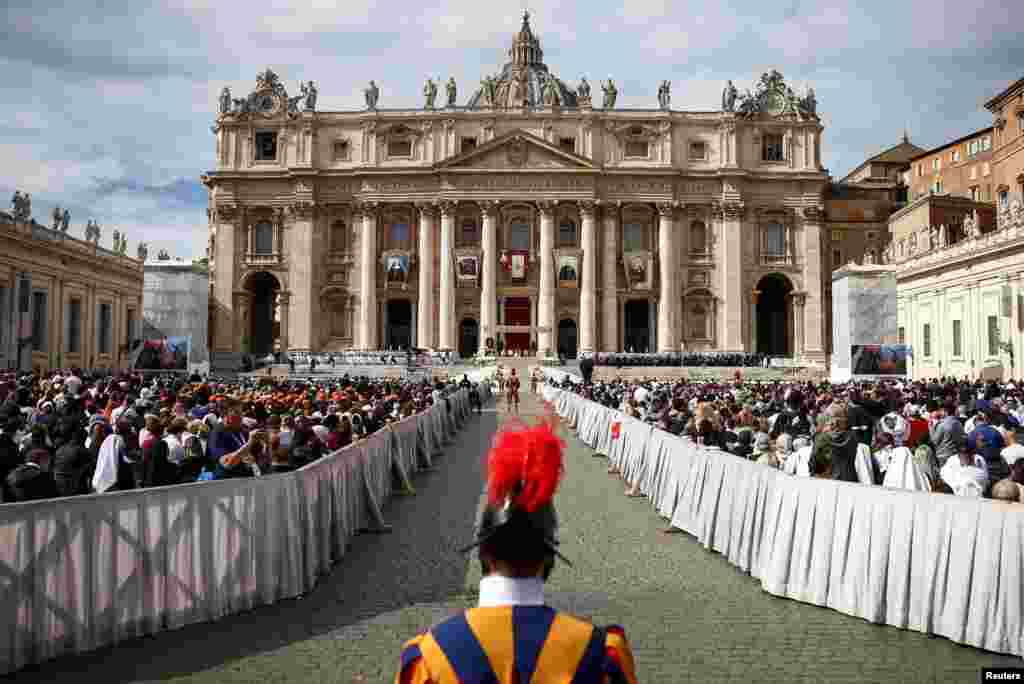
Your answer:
[657,201,678,352]
[359,204,378,350]
[537,202,555,356]
[416,204,436,349]
[601,203,619,352]
[579,201,597,353]
[719,202,745,351]
[529,295,537,349]
[278,291,290,355]
[480,201,499,353]
[750,289,760,352]
[212,205,241,352]
[801,207,825,358]
[438,201,456,350]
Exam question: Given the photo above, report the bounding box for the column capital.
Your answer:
[789,291,807,305]
[277,290,292,304]
[286,201,317,220]
[480,199,501,216]
[437,199,458,217]
[578,200,597,216]
[801,206,824,223]
[415,201,437,218]
[536,200,556,217]
[657,200,681,217]
[712,201,744,219]
[354,201,381,219]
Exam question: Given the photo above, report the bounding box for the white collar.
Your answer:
[478,575,545,608]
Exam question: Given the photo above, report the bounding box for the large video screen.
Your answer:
[135,337,189,371]
[851,344,910,376]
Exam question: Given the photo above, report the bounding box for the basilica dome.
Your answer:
[465,12,579,110]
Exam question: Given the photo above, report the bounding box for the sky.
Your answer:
[1,0,1021,259]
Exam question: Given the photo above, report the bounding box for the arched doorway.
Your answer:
[756,274,793,356]
[623,300,651,353]
[245,271,281,356]
[385,299,412,350]
[557,319,578,359]
[458,318,479,359]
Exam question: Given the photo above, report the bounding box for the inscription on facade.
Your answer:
[451,174,592,191]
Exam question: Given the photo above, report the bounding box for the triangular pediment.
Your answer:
[436,129,597,170]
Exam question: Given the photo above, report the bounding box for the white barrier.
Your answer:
[0,386,490,675]
[541,381,1024,658]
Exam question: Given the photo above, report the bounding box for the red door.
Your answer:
[503,297,530,352]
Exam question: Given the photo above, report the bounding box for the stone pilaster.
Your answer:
[358,203,378,350]
[601,203,619,352]
[438,200,456,351]
[213,204,241,352]
[579,200,597,353]
[480,200,499,353]
[801,206,825,358]
[717,201,745,351]
[278,291,291,354]
[287,202,315,351]
[657,201,678,352]
[537,201,555,355]
[416,203,436,350]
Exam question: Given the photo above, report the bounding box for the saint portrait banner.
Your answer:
[385,254,410,284]
[557,255,579,288]
[624,252,652,290]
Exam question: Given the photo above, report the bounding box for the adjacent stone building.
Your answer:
[907,127,995,202]
[985,76,1024,211]
[202,14,831,363]
[0,209,143,372]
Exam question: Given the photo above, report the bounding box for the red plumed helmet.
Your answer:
[486,421,564,512]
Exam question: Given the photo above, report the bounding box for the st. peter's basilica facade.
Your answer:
[202,14,828,361]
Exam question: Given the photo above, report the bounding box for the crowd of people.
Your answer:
[549,374,1024,503]
[583,352,770,368]
[0,369,480,504]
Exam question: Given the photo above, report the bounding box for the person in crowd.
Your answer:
[1002,426,1024,468]
[930,402,965,467]
[141,419,179,487]
[940,443,989,497]
[0,418,23,501]
[51,420,93,497]
[904,405,929,449]
[991,478,1023,503]
[968,411,1008,484]
[5,438,57,502]
[507,369,521,413]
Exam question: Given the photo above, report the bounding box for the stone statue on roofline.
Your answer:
[446,77,457,107]
[302,80,317,111]
[657,80,671,110]
[219,87,232,115]
[112,230,121,252]
[601,78,617,109]
[51,206,63,231]
[722,80,737,112]
[137,242,148,261]
[364,81,379,110]
[423,77,437,109]
[577,76,590,99]
[60,207,70,234]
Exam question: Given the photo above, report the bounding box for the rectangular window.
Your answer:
[31,291,47,351]
[387,139,412,157]
[923,323,932,357]
[953,319,962,357]
[762,134,784,162]
[969,140,979,156]
[559,137,575,154]
[832,249,842,267]
[831,229,843,242]
[932,158,940,172]
[67,298,82,354]
[508,222,530,251]
[935,180,943,194]
[254,131,277,161]
[558,221,577,246]
[623,223,644,251]
[126,307,136,345]
[98,302,112,355]
[689,141,707,159]
[1000,190,1009,208]
[461,137,477,152]
[989,315,1000,356]
[917,164,923,177]
[952,149,960,162]
[764,222,785,256]
[970,186,979,201]
[625,141,649,158]
[982,136,991,151]
[898,326,906,345]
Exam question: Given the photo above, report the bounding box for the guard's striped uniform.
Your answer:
[396,605,638,684]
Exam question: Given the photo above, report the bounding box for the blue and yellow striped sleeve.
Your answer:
[604,625,639,684]
[395,635,433,684]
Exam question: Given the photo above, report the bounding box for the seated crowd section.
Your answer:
[582,351,770,367]
[0,369,484,503]
[548,373,1024,502]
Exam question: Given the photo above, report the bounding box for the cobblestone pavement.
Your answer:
[8,386,1019,683]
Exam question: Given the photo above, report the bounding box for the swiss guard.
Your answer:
[395,418,639,683]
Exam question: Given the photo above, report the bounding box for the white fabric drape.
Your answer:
[542,380,1024,658]
[0,387,487,675]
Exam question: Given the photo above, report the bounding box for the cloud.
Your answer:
[0,0,1021,260]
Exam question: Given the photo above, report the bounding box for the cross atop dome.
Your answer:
[511,10,542,67]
